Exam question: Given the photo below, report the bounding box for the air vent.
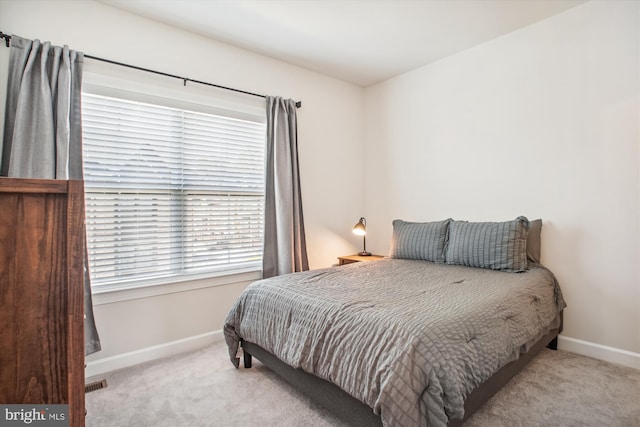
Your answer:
[85,379,107,393]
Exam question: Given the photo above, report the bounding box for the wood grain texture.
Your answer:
[337,254,385,265]
[0,177,68,194]
[66,180,86,426]
[0,178,84,426]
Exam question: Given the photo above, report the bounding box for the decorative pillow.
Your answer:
[389,219,451,263]
[527,219,542,264]
[445,216,529,272]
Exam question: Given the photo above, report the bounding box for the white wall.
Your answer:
[0,0,366,372]
[2,0,638,372]
[365,0,639,361]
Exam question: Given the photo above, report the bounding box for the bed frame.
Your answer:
[240,313,562,426]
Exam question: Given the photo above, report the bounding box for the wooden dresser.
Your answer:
[0,178,85,426]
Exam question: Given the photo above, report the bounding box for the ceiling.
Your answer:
[99,0,587,87]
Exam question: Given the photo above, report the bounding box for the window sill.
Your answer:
[91,268,262,305]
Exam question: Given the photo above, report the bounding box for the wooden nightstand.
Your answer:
[338,254,385,265]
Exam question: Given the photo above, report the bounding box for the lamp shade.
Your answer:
[352,217,366,236]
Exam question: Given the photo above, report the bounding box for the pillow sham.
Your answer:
[527,219,542,264]
[389,219,451,263]
[445,216,529,272]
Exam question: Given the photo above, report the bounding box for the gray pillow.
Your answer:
[389,219,451,263]
[445,216,529,272]
[527,219,542,264]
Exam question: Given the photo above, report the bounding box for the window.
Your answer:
[82,93,266,289]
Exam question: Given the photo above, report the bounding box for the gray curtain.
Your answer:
[1,35,101,355]
[262,96,309,278]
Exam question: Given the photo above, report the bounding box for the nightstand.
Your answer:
[338,254,385,265]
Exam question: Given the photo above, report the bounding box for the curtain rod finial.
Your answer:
[0,31,11,47]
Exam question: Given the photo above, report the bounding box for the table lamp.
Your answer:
[352,217,371,256]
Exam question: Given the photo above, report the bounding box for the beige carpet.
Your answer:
[86,341,640,427]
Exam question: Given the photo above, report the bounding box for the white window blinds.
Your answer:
[82,93,265,287]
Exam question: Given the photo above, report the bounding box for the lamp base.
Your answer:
[358,251,372,256]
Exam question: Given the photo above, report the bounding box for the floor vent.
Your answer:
[85,379,107,393]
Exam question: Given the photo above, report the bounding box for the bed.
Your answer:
[224,217,566,426]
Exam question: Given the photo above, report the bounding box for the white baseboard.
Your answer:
[86,331,639,379]
[85,330,224,378]
[558,335,640,370]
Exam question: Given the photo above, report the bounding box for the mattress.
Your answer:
[224,258,565,426]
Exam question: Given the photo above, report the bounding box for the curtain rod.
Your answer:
[0,31,301,108]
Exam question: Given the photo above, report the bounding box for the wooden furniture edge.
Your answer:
[0,177,69,193]
[66,180,86,427]
[338,254,385,265]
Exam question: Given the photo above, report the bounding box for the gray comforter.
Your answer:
[224,259,565,426]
